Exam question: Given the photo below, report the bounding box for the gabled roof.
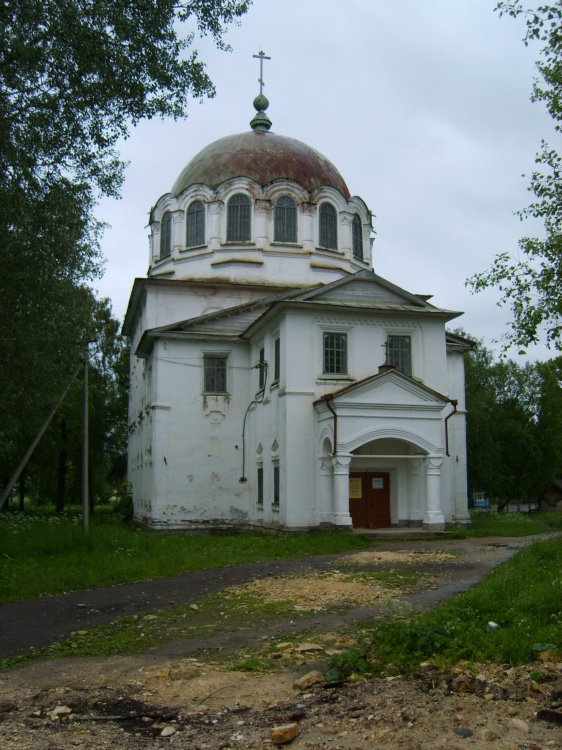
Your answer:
[122,276,303,337]
[133,270,463,357]
[445,331,476,353]
[135,284,316,357]
[243,270,462,338]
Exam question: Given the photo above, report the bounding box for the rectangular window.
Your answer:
[273,464,280,507]
[258,346,265,389]
[323,332,347,374]
[273,337,280,382]
[257,466,263,507]
[204,354,227,393]
[387,335,412,376]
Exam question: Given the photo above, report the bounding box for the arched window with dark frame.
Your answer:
[227,193,251,241]
[352,213,363,260]
[186,200,205,247]
[160,211,172,258]
[274,195,297,242]
[319,202,337,249]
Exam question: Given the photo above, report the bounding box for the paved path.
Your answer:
[0,535,552,660]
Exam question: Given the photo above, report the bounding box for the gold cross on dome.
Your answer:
[253,50,271,95]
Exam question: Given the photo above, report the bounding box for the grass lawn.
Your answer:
[449,510,562,537]
[329,536,562,679]
[0,509,371,603]
[0,507,560,604]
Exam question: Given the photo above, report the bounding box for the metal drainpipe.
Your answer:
[325,395,337,456]
[444,399,458,457]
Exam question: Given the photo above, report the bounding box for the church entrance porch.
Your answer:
[349,472,390,528]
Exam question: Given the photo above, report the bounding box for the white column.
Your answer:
[301,202,315,251]
[332,453,353,527]
[408,458,424,523]
[172,209,183,251]
[318,456,333,524]
[208,200,223,251]
[423,456,445,529]
[340,211,352,255]
[255,199,271,247]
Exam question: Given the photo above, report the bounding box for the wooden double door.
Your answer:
[349,472,390,528]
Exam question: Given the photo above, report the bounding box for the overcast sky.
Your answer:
[95,0,558,361]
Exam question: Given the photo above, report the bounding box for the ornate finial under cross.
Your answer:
[253,50,271,95]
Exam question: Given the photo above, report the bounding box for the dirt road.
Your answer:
[0,535,560,749]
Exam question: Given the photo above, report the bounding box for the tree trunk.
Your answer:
[18,475,25,511]
[56,419,67,513]
[89,466,95,514]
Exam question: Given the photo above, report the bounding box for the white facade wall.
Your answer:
[133,337,254,528]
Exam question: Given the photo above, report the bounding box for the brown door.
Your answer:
[349,472,390,528]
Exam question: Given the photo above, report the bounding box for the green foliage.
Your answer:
[0,512,371,603]
[466,510,562,535]
[1,0,251,196]
[329,538,562,677]
[0,0,250,495]
[468,2,562,350]
[326,644,373,681]
[112,483,134,520]
[464,341,562,503]
[9,298,130,510]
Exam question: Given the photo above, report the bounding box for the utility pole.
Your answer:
[82,341,90,533]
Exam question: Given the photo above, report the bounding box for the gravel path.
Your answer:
[0,534,553,660]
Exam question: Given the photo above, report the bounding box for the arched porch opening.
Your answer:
[348,437,430,529]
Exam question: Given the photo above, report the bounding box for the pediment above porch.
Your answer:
[314,366,450,411]
[314,366,452,457]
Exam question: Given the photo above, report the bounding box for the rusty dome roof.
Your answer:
[171,130,350,199]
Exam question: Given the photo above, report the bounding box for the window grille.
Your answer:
[160,211,172,257]
[186,200,205,246]
[319,202,337,249]
[273,337,280,381]
[323,332,347,374]
[258,347,265,389]
[273,464,280,507]
[352,213,363,260]
[204,354,227,393]
[257,466,264,507]
[227,194,251,241]
[387,335,412,376]
[274,196,297,242]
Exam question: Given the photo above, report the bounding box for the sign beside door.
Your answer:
[349,477,362,499]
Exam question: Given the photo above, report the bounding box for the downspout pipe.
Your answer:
[444,399,458,457]
[325,395,337,456]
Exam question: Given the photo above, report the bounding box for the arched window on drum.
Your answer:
[160,211,172,258]
[227,194,251,241]
[274,196,297,243]
[352,213,363,260]
[186,200,205,247]
[319,202,337,250]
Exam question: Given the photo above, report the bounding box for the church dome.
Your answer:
[171,130,351,200]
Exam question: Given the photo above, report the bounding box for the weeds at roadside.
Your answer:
[327,537,562,680]
[448,510,562,538]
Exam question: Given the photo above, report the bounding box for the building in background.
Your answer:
[123,81,472,531]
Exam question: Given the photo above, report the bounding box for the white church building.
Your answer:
[123,78,472,532]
